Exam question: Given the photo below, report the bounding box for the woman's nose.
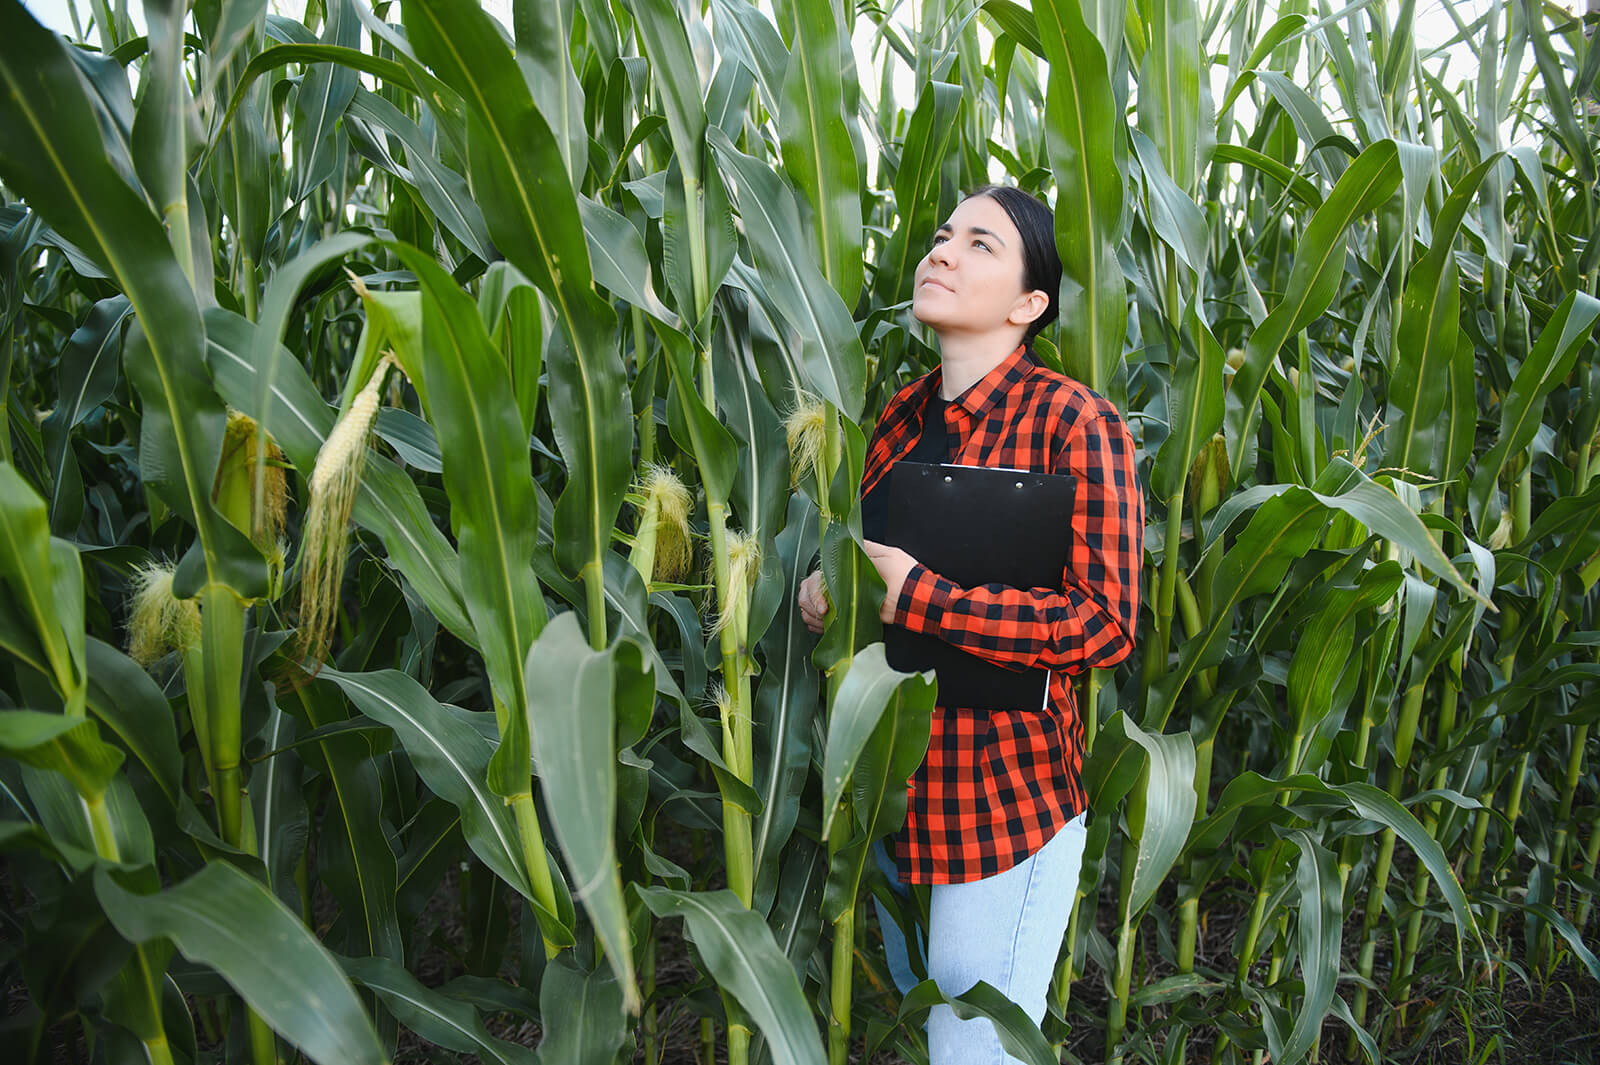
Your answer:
[927,242,953,268]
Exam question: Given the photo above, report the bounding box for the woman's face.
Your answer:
[910,194,1047,340]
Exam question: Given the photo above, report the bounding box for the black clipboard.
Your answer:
[883,462,1077,710]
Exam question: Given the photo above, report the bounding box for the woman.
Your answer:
[797,185,1143,1063]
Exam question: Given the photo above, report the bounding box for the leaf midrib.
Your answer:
[0,56,219,577]
[336,673,526,891]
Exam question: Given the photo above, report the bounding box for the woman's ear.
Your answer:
[1009,289,1050,328]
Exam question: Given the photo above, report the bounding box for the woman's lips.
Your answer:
[920,277,953,293]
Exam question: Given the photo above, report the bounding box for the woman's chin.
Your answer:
[911,297,954,328]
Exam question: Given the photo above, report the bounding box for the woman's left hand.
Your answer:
[862,540,917,623]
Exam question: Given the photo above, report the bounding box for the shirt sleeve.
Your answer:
[890,410,1144,674]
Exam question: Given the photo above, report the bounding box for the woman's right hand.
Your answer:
[798,569,828,634]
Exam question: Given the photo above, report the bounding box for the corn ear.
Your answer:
[294,355,399,669]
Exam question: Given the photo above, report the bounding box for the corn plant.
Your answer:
[1,1,1596,1064]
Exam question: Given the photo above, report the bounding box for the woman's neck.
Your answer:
[936,333,1024,399]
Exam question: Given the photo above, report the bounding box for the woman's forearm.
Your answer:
[891,561,1137,672]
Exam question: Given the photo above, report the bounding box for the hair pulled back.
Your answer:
[963,184,1061,349]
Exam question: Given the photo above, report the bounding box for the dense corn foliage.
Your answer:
[1,0,1596,1063]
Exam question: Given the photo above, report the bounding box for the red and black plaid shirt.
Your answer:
[863,344,1144,884]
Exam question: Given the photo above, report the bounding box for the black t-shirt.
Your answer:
[862,393,951,543]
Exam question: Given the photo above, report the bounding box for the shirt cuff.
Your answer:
[892,563,956,634]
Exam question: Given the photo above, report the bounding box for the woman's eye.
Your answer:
[974,240,991,252]
[931,234,947,246]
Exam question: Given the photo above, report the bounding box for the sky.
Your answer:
[16,0,1523,159]
[18,0,1501,82]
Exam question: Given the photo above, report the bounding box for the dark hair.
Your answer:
[964,184,1061,349]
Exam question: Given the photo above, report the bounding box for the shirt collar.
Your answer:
[943,344,1033,418]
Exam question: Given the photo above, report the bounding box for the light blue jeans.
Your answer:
[873,814,1088,1065]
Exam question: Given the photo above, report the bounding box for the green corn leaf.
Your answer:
[1328,990,1381,1064]
[197,0,267,95]
[1220,14,1307,111]
[384,0,634,623]
[400,0,575,290]
[776,0,861,303]
[1523,902,1600,983]
[341,953,538,1065]
[212,44,420,168]
[707,127,866,419]
[636,887,827,1065]
[1131,129,1208,276]
[661,152,738,335]
[523,612,641,1012]
[709,0,788,114]
[654,322,739,507]
[711,328,788,541]
[578,195,677,325]
[1388,155,1498,477]
[1286,563,1404,751]
[1150,307,1225,503]
[0,463,83,700]
[1224,139,1402,480]
[248,230,374,528]
[345,88,493,262]
[512,0,586,186]
[1210,142,1323,209]
[1036,0,1128,395]
[896,978,1057,1065]
[94,862,385,1065]
[542,317,633,602]
[252,694,307,910]
[1334,781,1482,966]
[0,593,49,684]
[1110,714,1197,917]
[811,522,886,684]
[1148,487,1328,728]
[84,638,182,808]
[1276,831,1341,1065]
[1468,290,1600,531]
[0,818,98,869]
[401,4,626,577]
[1137,0,1203,196]
[599,554,691,715]
[981,0,1045,58]
[384,247,549,797]
[22,763,153,866]
[1254,71,1349,180]
[818,644,935,842]
[347,284,425,410]
[318,668,545,917]
[41,295,131,534]
[478,263,545,435]
[767,836,827,978]
[1187,771,1327,853]
[129,0,191,263]
[875,80,963,305]
[708,58,756,136]
[0,711,124,800]
[0,8,266,598]
[1516,478,1600,576]
[752,498,822,902]
[1523,0,1594,181]
[622,0,708,186]
[1297,462,1474,592]
[294,0,361,198]
[535,954,629,1065]
[293,682,403,965]
[820,655,937,922]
